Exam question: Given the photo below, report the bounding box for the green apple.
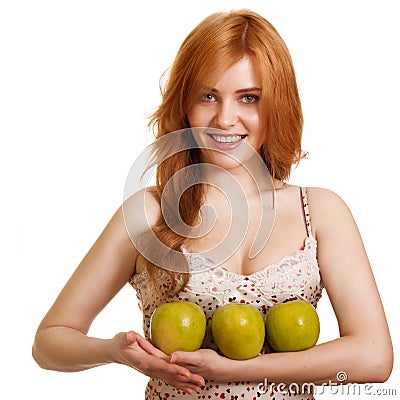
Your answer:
[150,301,206,355]
[211,303,265,360]
[265,300,320,352]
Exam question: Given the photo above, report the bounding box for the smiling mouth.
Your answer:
[208,133,248,143]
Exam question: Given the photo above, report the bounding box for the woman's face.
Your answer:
[187,55,266,171]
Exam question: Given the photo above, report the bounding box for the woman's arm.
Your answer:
[32,204,138,371]
[171,187,393,385]
[32,191,205,394]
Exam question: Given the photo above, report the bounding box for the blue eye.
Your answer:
[241,94,259,104]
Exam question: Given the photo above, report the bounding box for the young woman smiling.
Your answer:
[32,9,393,400]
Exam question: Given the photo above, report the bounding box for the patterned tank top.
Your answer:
[130,187,324,399]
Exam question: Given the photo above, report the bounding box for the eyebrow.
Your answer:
[203,86,262,94]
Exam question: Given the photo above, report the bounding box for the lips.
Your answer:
[206,132,248,150]
[209,134,247,143]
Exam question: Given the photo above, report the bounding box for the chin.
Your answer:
[201,150,247,171]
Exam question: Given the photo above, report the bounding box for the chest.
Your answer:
[184,189,308,275]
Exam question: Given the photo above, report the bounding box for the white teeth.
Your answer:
[210,134,243,143]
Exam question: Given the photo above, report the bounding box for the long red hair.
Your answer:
[145,9,304,292]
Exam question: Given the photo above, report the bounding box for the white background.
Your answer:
[1,0,399,398]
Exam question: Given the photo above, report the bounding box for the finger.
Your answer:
[154,361,205,392]
[171,366,205,386]
[146,355,192,380]
[170,353,206,385]
[116,331,138,347]
[136,334,169,360]
[161,359,205,386]
[126,331,138,344]
[181,383,201,395]
[180,378,205,393]
[162,359,193,379]
[186,373,205,387]
[170,351,200,367]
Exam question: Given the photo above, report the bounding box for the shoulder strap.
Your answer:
[300,187,312,237]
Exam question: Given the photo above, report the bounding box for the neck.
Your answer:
[201,153,275,197]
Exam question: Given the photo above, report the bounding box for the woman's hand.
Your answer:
[113,331,205,394]
[170,348,230,381]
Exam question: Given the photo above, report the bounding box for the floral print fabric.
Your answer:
[129,188,323,399]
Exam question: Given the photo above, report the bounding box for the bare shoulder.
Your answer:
[122,186,161,239]
[305,187,357,238]
[305,186,353,211]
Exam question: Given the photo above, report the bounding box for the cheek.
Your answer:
[245,111,266,147]
[243,111,262,134]
[187,106,210,127]
[246,112,259,126]
[241,105,261,122]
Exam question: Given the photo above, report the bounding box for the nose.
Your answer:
[215,100,238,129]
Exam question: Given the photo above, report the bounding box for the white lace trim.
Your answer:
[182,236,321,304]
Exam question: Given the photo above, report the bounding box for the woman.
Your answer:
[32,9,393,399]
